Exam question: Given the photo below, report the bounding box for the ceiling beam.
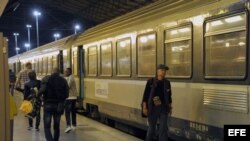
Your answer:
[0,0,9,16]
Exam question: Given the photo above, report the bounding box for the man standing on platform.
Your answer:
[64,68,78,133]
[142,64,173,141]
[15,62,32,93]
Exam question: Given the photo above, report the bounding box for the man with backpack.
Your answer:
[23,71,41,131]
[142,64,172,141]
[38,68,69,141]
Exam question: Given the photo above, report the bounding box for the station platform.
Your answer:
[13,93,143,141]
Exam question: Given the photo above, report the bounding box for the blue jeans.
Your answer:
[146,106,169,141]
[43,103,62,141]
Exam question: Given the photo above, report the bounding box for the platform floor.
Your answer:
[13,93,143,141]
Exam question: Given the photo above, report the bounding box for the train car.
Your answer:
[9,0,250,141]
[8,35,76,79]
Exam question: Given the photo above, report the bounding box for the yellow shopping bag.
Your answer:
[19,100,33,115]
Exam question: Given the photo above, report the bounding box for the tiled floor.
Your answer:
[13,93,142,141]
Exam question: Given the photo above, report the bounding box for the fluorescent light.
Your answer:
[120,41,126,48]
[211,20,223,26]
[239,42,245,46]
[148,34,155,39]
[225,16,242,23]
[171,30,178,35]
[216,40,224,43]
[179,28,190,33]
[102,44,110,50]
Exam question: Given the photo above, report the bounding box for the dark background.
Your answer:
[0,0,157,57]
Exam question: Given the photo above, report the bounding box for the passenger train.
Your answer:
[8,0,250,140]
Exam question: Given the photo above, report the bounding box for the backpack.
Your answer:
[30,87,38,97]
[26,86,38,100]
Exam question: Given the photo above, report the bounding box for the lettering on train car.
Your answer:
[95,81,109,98]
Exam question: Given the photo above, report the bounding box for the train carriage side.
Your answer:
[72,0,250,141]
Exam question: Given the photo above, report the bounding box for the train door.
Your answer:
[79,46,85,100]
[71,46,85,100]
[58,50,63,74]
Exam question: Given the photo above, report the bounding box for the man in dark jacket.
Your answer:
[38,68,69,141]
[142,64,172,141]
[24,71,41,131]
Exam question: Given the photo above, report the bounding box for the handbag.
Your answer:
[19,100,33,115]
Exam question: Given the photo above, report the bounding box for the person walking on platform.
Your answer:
[142,64,173,141]
[38,68,69,141]
[9,69,16,95]
[64,68,78,133]
[24,71,41,131]
[15,62,32,93]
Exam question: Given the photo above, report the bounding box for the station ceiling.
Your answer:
[0,0,159,57]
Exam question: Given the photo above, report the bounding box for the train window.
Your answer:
[43,57,48,74]
[88,46,97,76]
[48,56,52,74]
[164,24,192,78]
[63,50,69,70]
[100,43,112,76]
[52,55,58,70]
[39,58,43,74]
[205,13,246,79]
[116,38,131,76]
[32,61,35,72]
[35,59,39,73]
[137,33,156,76]
[73,51,78,75]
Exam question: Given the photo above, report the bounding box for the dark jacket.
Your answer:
[39,73,69,103]
[142,78,172,113]
[24,80,41,100]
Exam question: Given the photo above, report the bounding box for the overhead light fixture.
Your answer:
[140,36,148,43]
[148,34,155,39]
[120,41,126,48]
[179,27,190,33]
[239,42,245,46]
[211,20,223,26]
[171,30,178,35]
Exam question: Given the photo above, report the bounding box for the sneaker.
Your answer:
[71,126,76,130]
[35,127,40,131]
[27,126,33,130]
[64,126,71,133]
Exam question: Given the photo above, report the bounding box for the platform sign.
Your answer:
[95,81,109,98]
